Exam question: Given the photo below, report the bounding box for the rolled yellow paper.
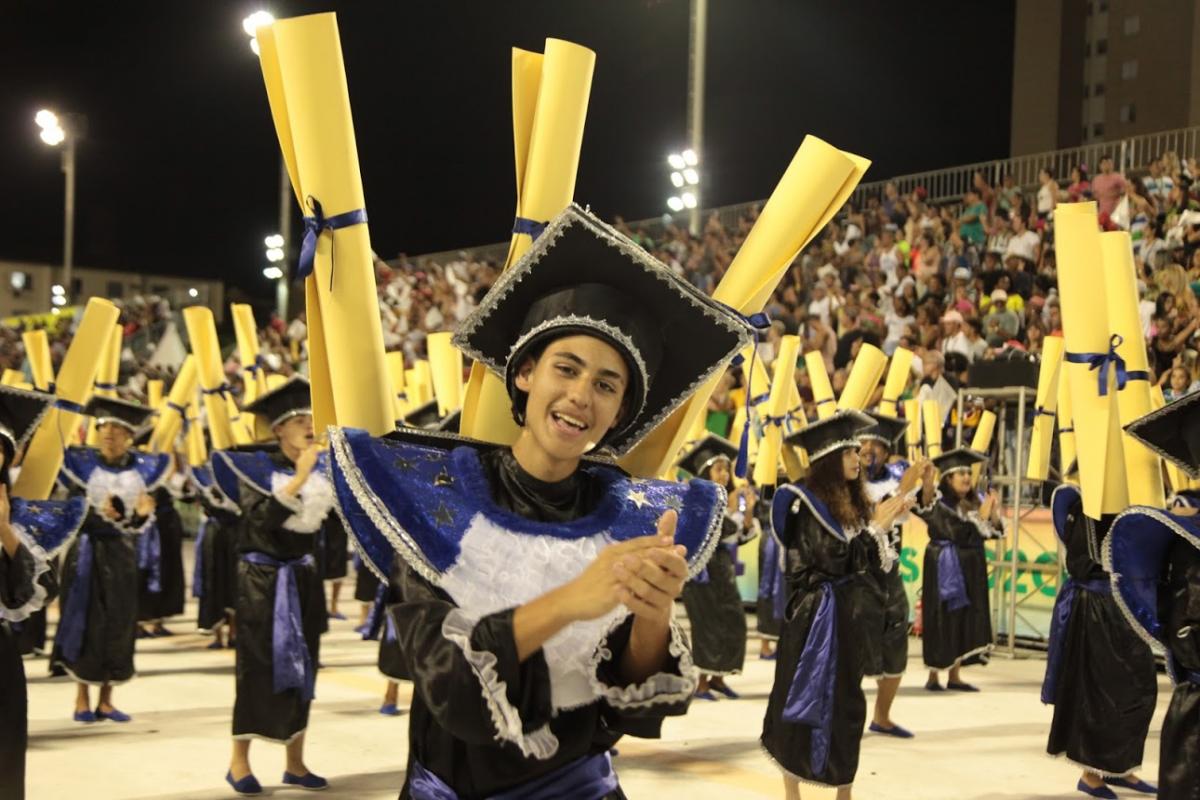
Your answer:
[386,351,408,421]
[21,329,54,391]
[86,325,123,446]
[266,373,287,391]
[971,410,997,486]
[427,332,464,418]
[1026,335,1065,481]
[1056,202,1127,517]
[256,14,392,436]
[460,39,596,446]
[1058,374,1078,484]
[904,399,922,460]
[878,348,914,417]
[837,343,886,411]
[922,400,943,458]
[620,136,869,478]
[1100,231,1164,507]
[150,356,198,453]
[186,398,208,467]
[1,370,24,387]
[15,298,120,499]
[231,303,267,405]
[227,395,254,445]
[805,350,837,420]
[754,335,800,487]
[148,380,164,410]
[183,307,235,450]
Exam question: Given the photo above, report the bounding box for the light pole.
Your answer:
[35,109,85,305]
[243,10,291,321]
[666,149,700,233]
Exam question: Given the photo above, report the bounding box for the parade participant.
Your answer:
[0,386,88,800]
[1042,471,1157,799]
[329,205,753,799]
[136,442,188,638]
[677,434,759,700]
[52,396,166,724]
[761,409,912,799]
[756,485,784,660]
[859,411,927,738]
[1108,391,1200,799]
[191,450,243,649]
[913,448,1003,691]
[214,376,336,795]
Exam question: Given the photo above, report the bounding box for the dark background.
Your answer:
[0,0,1015,302]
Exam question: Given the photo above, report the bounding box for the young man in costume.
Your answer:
[330,205,753,798]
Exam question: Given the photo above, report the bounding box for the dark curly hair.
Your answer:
[938,472,981,512]
[803,446,872,529]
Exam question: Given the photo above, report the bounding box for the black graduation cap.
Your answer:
[0,385,53,462]
[1124,391,1200,479]
[83,396,155,432]
[783,409,874,463]
[243,375,312,429]
[932,447,989,476]
[676,433,739,478]
[453,204,753,455]
[132,424,155,448]
[402,399,441,430]
[860,411,908,449]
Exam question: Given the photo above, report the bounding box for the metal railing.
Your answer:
[405,124,1200,267]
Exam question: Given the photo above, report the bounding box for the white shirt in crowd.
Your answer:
[1004,230,1040,263]
[807,294,839,328]
[942,331,972,360]
[1037,182,1056,214]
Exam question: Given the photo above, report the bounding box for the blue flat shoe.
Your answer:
[694,690,718,701]
[207,640,225,650]
[73,710,97,723]
[759,652,777,661]
[1076,779,1118,799]
[282,771,328,791]
[711,684,740,699]
[924,680,945,692]
[946,681,979,692]
[328,611,346,621]
[868,721,915,738]
[152,626,175,637]
[379,703,401,716]
[226,770,263,796]
[1104,777,1158,794]
[95,707,132,722]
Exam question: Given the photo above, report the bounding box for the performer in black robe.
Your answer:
[358,553,409,716]
[761,410,911,799]
[756,484,783,659]
[0,386,88,800]
[136,454,187,636]
[330,205,753,799]
[51,396,165,723]
[1107,392,1200,799]
[859,412,927,739]
[191,460,241,648]
[215,377,334,795]
[913,448,1002,691]
[678,434,758,699]
[1041,480,1158,797]
[353,551,382,633]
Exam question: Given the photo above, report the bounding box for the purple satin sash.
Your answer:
[782,578,848,778]
[760,534,786,622]
[363,581,388,641]
[931,539,970,611]
[192,517,207,599]
[56,533,94,663]
[242,551,316,702]
[136,523,162,594]
[1041,576,1111,704]
[409,752,617,800]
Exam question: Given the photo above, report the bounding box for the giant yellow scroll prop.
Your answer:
[150,357,198,453]
[1056,202,1127,518]
[185,397,207,467]
[620,137,870,477]
[21,329,54,392]
[805,351,837,420]
[904,399,922,461]
[148,380,164,410]
[923,400,943,458]
[231,303,268,406]
[753,336,800,487]
[971,410,997,486]
[837,343,886,411]
[86,325,123,446]
[15,298,119,499]
[1,370,24,387]
[460,39,596,445]
[1101,231,1163,507]
[386,352,408,421]
[878,348,914,418]
[183,307,235,450]
[427,332,464,418]
[1058,375,1078,484]
[256,14,391,435]
[1026,335,1065,481]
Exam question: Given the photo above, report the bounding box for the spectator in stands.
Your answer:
[963,318,989,362]
[940,310,971,360]
[957,189,988,248]
[1025,317,1047,356]
[1004,213,1041,269]
[1036,168,1059,221]
[997,174,1022,215]
[1144,157,1175,204]
[982,290,1020,345]
[1067,165,1091,202]
[1092,155,1127,222]
[883,296,914,355]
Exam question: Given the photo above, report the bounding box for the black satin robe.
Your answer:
[392,448,690,800]
[232,452,326,743]
[1159,538,1200,800]
[915,499,995,670]
[755,495,783,640]
[761,495,884,788]
[137,486,186,621]
[1,542,41,800]
[1045,501,1157,775]
[682,515,750,675]
[195,494,240,632]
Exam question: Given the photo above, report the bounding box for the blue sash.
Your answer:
[930,539,970,611]
[241,552,316,702]
[1040,576,1111,704]
[409,752,617,800]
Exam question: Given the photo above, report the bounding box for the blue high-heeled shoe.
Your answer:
[95,707,132,722]
[694,690,718,701]
[1076,779,1118,799]
[226,770,262,796]
[282,771,329,791]
[868,721,915,738]
[711,684,740,699]
[379,703,401,716]
[1103,776,1158,794]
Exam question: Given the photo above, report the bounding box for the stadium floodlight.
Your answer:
[682,168,699,185]
[667,153,686,170]
[667,196,685,213]
[681,192,697,209]
[682,149,698,166]
[263,266,284,280]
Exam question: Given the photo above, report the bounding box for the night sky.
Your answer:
[0,1,1015,303]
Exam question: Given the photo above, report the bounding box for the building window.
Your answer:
[1123,15,1139,35]
[1096,38,1108,55]
[1083,84,1091,98]
[1122,59,1138,80]
[1120,104,1137,123]
[1095,82,1106,97]
[1094,123,1105,137]
[106,281,124,298]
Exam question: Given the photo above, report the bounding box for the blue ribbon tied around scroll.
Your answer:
[298,195,369,288]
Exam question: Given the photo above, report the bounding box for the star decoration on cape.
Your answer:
[432,502,455,526]
[664,495,683,513]
[434,468,454,488]
[627,489,649,509]
[392,457,415,472]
